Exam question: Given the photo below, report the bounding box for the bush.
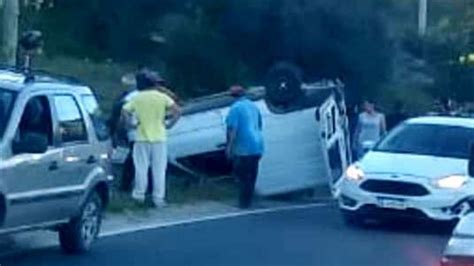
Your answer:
[35,56,133,113]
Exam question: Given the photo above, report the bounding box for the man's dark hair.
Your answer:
[229,85,246,97]
[135,70,165,91]
[135,72,150,91]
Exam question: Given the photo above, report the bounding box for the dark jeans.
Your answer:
[121,143,135,192]
[233,155,261,209]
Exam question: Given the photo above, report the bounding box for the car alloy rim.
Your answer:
[81,201,100,246]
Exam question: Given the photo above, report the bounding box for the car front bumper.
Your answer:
[337,178,473,221]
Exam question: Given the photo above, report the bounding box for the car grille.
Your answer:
[360,180,430,196]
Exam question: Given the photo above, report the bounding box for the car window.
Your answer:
[16,95,54,147]
[53,95,88,143]
[375,123,474,159]
[81,94,110,141]
[0,88,16,138]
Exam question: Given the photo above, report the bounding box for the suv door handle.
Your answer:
[49,161,59,171]
[86,156,97,164]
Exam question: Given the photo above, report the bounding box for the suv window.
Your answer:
[53,95,88,143]
[81,95,109,141]
[17,96,54,146]
[0,89,16,137]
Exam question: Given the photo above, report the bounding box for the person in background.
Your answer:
[226,85,264,209]
[347,104,359,160]
[353,99,386,160]
[386,101,408,131]
[121,70,181,207]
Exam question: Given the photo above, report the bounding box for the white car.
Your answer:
[335,116,474,224]
[441,210,474,266]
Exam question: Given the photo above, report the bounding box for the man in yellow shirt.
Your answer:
[122,70,181,207]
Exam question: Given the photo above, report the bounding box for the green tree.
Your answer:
[424,0,474,101]
[22,0,397,101]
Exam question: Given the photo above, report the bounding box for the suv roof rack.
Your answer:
[32,70,83,85]
[0,65,83,86]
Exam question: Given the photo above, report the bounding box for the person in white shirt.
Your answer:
[353,99,386,159]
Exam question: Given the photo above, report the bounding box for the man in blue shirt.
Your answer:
[226,85,264,209]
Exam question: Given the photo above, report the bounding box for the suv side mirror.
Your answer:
[469,144,474,177]
[12,133,48,155]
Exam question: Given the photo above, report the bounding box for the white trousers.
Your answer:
[132,142,167,203]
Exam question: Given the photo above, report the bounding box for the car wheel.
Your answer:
[265,62,303,107]
[59,192,103,254]
[341,210,365,227]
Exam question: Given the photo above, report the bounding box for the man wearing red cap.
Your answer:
[226,85,264,209]
[122,70,181,207]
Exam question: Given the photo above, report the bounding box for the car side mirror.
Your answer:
[469,144,474,177]
[362,141,376,152]
[12,133,48,155]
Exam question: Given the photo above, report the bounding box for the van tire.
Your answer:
[59,192,103,254]
[265,62,303,107]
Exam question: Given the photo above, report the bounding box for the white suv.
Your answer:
[336,116,474,224]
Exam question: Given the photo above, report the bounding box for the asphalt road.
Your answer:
[0,204,451,266]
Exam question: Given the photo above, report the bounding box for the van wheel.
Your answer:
[265,62,303,107]
[59,192,103,254]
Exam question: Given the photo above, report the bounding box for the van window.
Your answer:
[81,95,109,141]
[53,95,88,143]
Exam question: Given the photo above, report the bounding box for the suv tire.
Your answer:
[59,192,103,254]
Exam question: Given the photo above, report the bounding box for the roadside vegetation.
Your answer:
[108,166,238,213]
[15,0,474,113]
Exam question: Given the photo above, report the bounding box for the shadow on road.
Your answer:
[353,218,455,236]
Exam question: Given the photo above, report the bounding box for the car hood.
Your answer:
[359,151,467,179]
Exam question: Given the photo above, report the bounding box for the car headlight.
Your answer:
[434,175,468,189]
[345,164,365,181]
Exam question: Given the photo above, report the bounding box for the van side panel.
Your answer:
[257,101,330,195]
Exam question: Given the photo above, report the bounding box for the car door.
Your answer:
[2,95,63,228]
[48,94,92,220]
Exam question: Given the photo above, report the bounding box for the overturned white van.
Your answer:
[167,66,351,196]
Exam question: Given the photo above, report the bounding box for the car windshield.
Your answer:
[0,88,16,138]
[375,123,474,159]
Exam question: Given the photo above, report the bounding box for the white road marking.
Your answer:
[0,202,331,258]
[101,202,331,238]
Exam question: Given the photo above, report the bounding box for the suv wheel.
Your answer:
[59,192,103,254]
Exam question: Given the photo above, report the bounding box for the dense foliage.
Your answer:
[21,0,395,101]
[15,0,474,107]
